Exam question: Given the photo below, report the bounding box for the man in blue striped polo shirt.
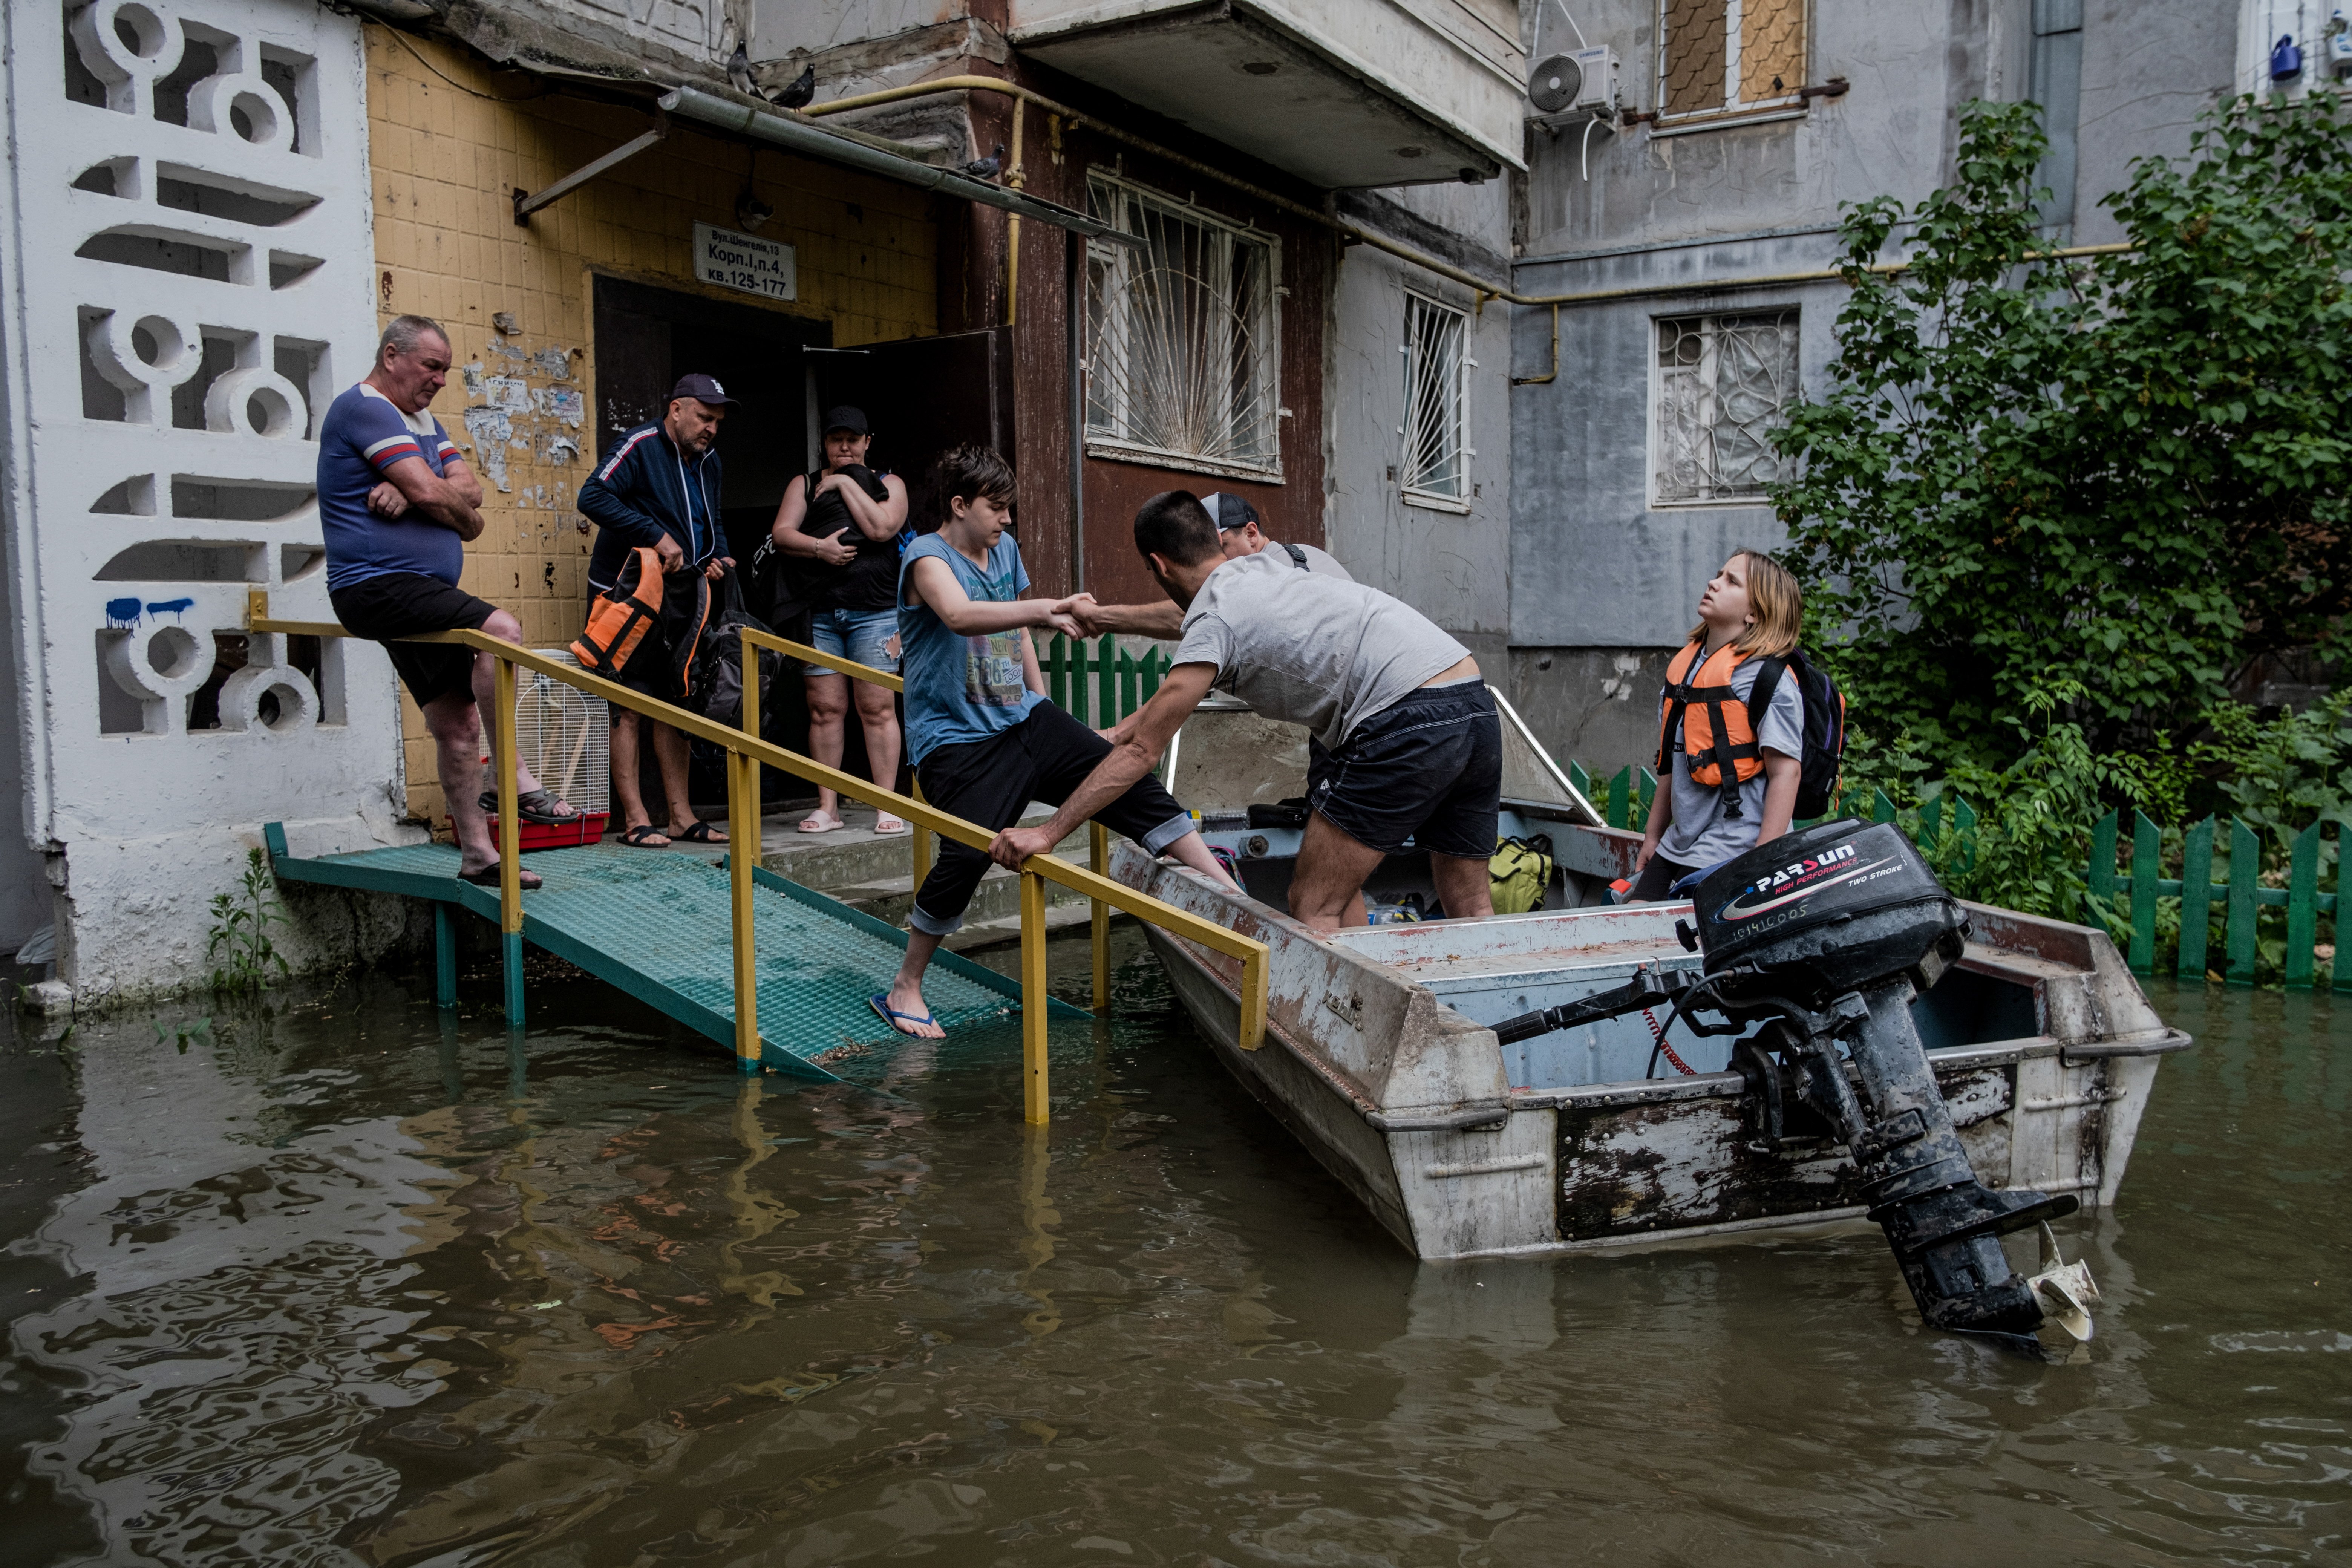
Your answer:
[320,313,578,890]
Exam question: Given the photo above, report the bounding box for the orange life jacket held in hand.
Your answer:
[571,546,666,677]
[1657,639,1765,818]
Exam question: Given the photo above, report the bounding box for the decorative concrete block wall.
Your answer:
[0,0,416,1005]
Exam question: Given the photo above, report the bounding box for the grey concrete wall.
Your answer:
[1505,645,1676,781]
[2071,0,2238,245]
[1325,181,1516,673]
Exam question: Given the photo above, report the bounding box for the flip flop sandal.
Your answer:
[479,788,580,825]
[617,824,670,848]
[457,861,542,890]
[871,814,909,836]
[798,812,844,834]
[671,821,726,844]
[868,992,940,1037]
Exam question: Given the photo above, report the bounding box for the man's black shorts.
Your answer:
[1307,679,1501,858]
[331,572,496,709]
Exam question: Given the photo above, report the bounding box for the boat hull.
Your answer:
[1121,842,2184,1261]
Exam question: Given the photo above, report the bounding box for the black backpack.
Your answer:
[689,565,779,730]
[1746,649,1847,819]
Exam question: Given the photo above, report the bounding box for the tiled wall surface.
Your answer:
[363,27,937,821]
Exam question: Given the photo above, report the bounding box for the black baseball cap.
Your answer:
[1200,492,1259,532]
[670,373,736,406]
[822,405,869,436]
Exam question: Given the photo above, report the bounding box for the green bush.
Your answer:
[1773,94,2352,767]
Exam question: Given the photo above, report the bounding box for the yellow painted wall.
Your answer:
[362,27,937,822]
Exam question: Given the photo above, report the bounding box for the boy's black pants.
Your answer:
[908,703,1196,937]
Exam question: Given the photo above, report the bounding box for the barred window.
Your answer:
[1652,310,1798,505]
[1084,175,1282,479]
[1658,0,1807,124]
[1401,293,1470,507]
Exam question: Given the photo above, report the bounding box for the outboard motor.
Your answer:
[1497,820,2078,1338]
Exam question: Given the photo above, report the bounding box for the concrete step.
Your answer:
[830,863,1088,927]
[944,898,1117,954]
[744,804,1088,898]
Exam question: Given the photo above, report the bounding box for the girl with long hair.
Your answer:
[1631,549,1806,901]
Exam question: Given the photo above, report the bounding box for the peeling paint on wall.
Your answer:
[461,407,515,492]
[459,341,581,499]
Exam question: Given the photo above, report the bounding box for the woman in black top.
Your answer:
[767,406,911,833]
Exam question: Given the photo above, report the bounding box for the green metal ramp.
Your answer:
[263,823,1082,1078]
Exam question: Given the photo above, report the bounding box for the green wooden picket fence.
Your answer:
[1035,633,1170,727]
[2085,809,2347,989]
[1563,759,2335,990]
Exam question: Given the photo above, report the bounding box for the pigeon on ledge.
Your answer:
[727,44,758,99]
[773,63,816,110]
[963,144,1005,181]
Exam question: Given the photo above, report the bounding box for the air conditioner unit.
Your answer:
[1528,45,1616,116]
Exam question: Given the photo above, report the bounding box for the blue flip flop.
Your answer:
[869,992,940,1037]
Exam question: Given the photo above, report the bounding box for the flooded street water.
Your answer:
[1,937,2344,1566]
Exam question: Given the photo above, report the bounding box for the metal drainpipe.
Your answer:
[1004,96,1026,328]
[1067,215,1086,594]
[805,78,2136,316]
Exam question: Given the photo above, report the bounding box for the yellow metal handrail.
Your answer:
[246,591,1269,1122]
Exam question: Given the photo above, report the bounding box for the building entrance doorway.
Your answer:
[591,276,829,815]
[588,283,1021,821]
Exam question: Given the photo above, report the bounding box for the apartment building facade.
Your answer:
[0,0,1529,999]
[3,0,2290,998]
[1505,0,2245,771]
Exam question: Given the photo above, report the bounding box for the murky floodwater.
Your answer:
[0,939,2344,1566]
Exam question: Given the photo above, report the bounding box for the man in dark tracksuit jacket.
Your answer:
[576,372,733,848]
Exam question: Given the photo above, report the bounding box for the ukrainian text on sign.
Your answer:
[694,223,796,301]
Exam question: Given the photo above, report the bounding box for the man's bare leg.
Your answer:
[652,722,721,840]
[879,929,948,1038]
[610,710,663,841]
[1287,812,1387,933]
[425,692,494,873]
[1428,852,1496,921]
[469,609,556,801]
[1163,830,1239,892]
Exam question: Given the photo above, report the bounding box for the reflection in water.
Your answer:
[0,949,2344,1565]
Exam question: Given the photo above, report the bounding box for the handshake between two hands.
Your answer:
[1041,592,1110,638]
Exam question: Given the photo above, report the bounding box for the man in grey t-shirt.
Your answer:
[989,490,1501,932]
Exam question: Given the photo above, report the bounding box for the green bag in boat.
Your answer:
[1489,834,1554,915]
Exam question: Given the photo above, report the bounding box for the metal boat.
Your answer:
[1115,691,2189,1266]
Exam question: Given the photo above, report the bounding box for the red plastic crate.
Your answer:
[447,810,610,850]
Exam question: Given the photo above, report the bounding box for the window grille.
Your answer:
[1658,0,1807,124]
[1401,293,1469,504]
[1652,310,1798,505]
[1084,175,1281,479]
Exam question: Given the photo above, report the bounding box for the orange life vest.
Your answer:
[571,547,665,678]
[1657,639,1766,810]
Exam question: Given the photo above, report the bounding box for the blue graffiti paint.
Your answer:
[104,596,142,626]
[146,597,193,619]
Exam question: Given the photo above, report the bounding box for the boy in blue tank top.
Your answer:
[871,447,1236,1037]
